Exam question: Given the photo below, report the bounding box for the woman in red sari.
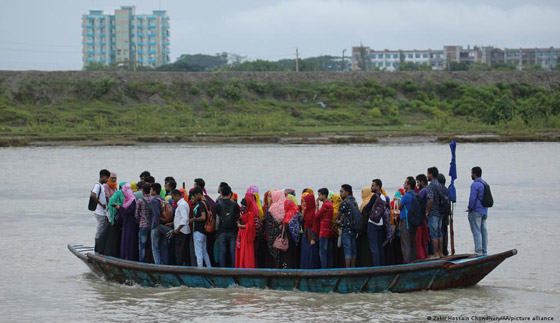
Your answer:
[235,192,257,268]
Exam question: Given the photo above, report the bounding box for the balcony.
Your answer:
[87,50,95,54]
[86,41,94,45]
[98,17,105,20]
[148,16,156,20]
[148,41,156,45]
[148,33,156,37]
[148,50,156,54]
[100,41,105,45]
[137,42,144,45]
[99,24,105,28]
[100,50,105,54]
[137,25,143,28]
[99,33,105,37]
[163,50,170,54]
[86,24,94,28]
[137,33,143,37]
[148,59,156,62]
[162,25,170,29]
[86,33,94,37]
[148,25,156,28]
[137,59,143,62]
[137,50,143,54]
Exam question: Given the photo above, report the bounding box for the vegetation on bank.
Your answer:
[1,75,559,145]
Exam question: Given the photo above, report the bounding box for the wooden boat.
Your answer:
[68,244,516,293]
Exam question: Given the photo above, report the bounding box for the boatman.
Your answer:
[468,166,489,256]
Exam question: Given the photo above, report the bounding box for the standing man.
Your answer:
[190,186,213,268]
[468,167,489,255]
[171,189,191,266]
[367,179,392,267]
[194,178,217,266]
[337,184,358,268]
[215,185,240,267]
[437,174,450,256]
[315,188,334,269]
[92,169,110,252]
[398,176,417,263]
[426,167,444,258]
[150,183,169,265]
[135,184,152,263]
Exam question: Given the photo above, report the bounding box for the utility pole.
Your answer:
[295,47,299,72]
[341,49,346,72]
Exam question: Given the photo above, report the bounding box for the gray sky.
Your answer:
[1,0,559,70]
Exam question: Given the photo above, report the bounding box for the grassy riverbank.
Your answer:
[1,71,559,146]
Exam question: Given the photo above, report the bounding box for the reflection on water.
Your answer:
[1,143,559,321]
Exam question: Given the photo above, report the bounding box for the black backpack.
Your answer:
[438,186,452,217]
[369,193,386,223]
[88,184,101,211]
[218,200,238,230]
[349,200,363,233]
[407,193,425,227]
[481,181,494,208]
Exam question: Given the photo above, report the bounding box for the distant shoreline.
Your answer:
[2,130,559,147]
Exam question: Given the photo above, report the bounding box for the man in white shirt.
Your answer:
[92,169,110,252]
[171,190,191,266]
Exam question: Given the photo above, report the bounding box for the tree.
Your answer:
[449,61,470,71]
[158,53,229,71]
[357,43,370,71]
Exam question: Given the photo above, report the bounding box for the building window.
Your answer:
[416,54,420,58]
[377,54,382,59]
[393,54,398,59]
[423,54,428,58]
[408,54,412,59]
[385,54,390,59]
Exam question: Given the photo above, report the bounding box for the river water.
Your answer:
[0,143,559,322]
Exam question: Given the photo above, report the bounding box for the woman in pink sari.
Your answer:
[236,192,257,268]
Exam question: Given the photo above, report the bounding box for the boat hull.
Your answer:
[68,244,516,293]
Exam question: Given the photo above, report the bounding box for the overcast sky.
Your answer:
[1,0,559,70]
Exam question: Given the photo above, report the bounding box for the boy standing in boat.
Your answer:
[190,187,213,268]
[150,183,169,265]
[338,184,358,268]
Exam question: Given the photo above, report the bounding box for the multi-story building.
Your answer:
[353,44,559,71]
[82,6,170,68]
[352,47,444,71]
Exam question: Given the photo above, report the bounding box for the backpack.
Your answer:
[161,200,174,224]
[218,200,238,231]
[481,181,494,208]
[349,200,363,233]
[88,183,101,211]
[202,201,216,233]
[407,193,425,227]
[438,186,452,217]
[369,193,386,223]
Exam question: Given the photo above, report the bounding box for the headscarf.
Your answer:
[328,190,334,201]
[359,186,374,213]
[232,192,238,202]
[284,188,295,197]
[122,183,135,208]
[301,188,314,206]
[262,190,272,214]
[284,199,298,224]
[247,185,259,194]
[286,194,298,207]
[268,190,286,223]
[302,192,316,228]
[247,186,264,220]
[130,181,137,191]
[107,181,127,225]
[331,194,342,215]
[241,192,257,243]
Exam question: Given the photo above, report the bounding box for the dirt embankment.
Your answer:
[1,70,560,92]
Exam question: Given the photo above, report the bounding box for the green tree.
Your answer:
[357,43,370,71]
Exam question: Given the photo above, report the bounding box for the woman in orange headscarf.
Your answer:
[235,192,257,268]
